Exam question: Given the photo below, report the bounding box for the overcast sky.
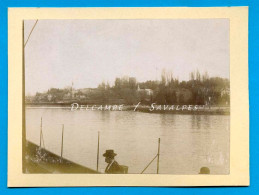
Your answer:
[24,19,229,95]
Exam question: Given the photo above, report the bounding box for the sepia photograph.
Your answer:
[23,19,230,175]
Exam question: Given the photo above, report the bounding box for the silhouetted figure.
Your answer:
[199,167,210,174]
[103,150,123,174]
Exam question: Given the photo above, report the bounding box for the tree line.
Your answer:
[28,70,230,106]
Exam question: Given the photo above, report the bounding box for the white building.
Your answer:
[137,85,153,96]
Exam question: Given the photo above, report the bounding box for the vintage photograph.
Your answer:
[23,19,230,175]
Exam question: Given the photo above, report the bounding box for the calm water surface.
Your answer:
[26,107,230,174]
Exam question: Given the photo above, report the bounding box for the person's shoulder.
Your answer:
[113,160,120,166]
[112,161,123,173]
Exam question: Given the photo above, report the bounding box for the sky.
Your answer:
[24,19,229,95]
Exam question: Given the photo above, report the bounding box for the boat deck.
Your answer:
[25,141,99,174]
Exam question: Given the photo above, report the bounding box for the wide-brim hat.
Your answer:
[103,149,117,157]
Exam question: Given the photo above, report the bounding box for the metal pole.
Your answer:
[40,117,42,148]
[61,124,64,158]
[97,131,100,171]
[157,138,160,174]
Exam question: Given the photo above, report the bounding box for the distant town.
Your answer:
[25,70,230,106]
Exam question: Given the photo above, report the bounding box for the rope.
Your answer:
[24,19,38,48]
[140,154,158,174]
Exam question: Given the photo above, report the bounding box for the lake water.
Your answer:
[26,107,230,174]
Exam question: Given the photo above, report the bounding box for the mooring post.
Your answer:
[157,138,160,174]
[97,131,100,171]
[61,124,64,159]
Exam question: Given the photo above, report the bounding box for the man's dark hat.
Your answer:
[103,150,117,157]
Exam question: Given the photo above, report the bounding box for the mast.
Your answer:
[22,19,38,172]
[22,20,26,173]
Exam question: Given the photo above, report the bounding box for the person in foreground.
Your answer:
[103,149,123,174]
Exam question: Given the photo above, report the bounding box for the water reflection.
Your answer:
[26,108,230,174]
